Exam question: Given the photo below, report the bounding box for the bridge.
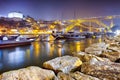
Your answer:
[51,15,120,33]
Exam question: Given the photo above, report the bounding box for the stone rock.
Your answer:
[0,66,55,80]
[104,36,120,46]
[81,59,120,80]
[113,35,120,42]
[89,58,99,65]
[85,47,102,55]
[56,71,100,80]
[101,51,120,61]
[43,55,82,73]
[109,42,120,47]
[108,46,120,53]
[56,72,72,80]
[73,51,110,62]
[85,42,109,55]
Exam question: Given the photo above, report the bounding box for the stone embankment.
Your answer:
[1,35,120,80]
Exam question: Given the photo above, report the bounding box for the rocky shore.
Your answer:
[1,36,120,80]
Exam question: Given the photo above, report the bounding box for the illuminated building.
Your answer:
[8,12,23,18]
[8,12,23,21]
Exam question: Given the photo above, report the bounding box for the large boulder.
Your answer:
[108,46,120,53]
[56,72,72,80]
[73,51,110,62]
[85,42,109,55]
[81,58,120,80]
[101,51,120,61]
[56,71,100,80]
[113,35,120,42]
[99,43,120,61]
[0,66,55,80]
[43,55,82,73]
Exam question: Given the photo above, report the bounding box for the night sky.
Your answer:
[0,0,120,20]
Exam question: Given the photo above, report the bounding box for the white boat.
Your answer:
[63,32,85,39]
[93,32,102,38]
[52,31,64,40]
[0,36,34,48]
[0,35,18,40]
[95,35,102,38]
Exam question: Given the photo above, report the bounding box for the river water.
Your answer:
[0,38,102,74]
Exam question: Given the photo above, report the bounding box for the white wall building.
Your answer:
[8,12,23,18]
[8,12,23,21]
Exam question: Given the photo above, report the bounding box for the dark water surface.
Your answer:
[0,38,102,74]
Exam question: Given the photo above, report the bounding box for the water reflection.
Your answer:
[8,48,25,65]
[0,46,30,73]
[0,38,103,74]
[32,42,41,58]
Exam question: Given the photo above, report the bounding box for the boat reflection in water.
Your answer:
[0,38,102,74]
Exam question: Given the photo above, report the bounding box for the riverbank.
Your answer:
[1,36,120,80]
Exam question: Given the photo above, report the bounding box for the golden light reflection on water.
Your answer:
[98,38,102,43]
[87,39,92,45]
[33,42,40,57]
[43,42,55,57]
[58,47,62,56]
[26,49,30,59]
[30,38,103,58]
[75,41,81,52]
[48,42,54,57]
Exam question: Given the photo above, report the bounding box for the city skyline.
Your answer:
[0,0,120,20]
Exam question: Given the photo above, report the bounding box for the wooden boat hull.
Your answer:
[0,40,34,48]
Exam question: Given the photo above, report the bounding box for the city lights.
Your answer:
[0,1,120,79]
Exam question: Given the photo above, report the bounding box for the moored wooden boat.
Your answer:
[0,39,34,48]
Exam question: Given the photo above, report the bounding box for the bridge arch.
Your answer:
[65,19,111,33]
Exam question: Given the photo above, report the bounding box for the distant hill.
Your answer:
[0,17,31,29]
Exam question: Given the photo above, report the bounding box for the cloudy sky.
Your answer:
[0,0,120,20]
